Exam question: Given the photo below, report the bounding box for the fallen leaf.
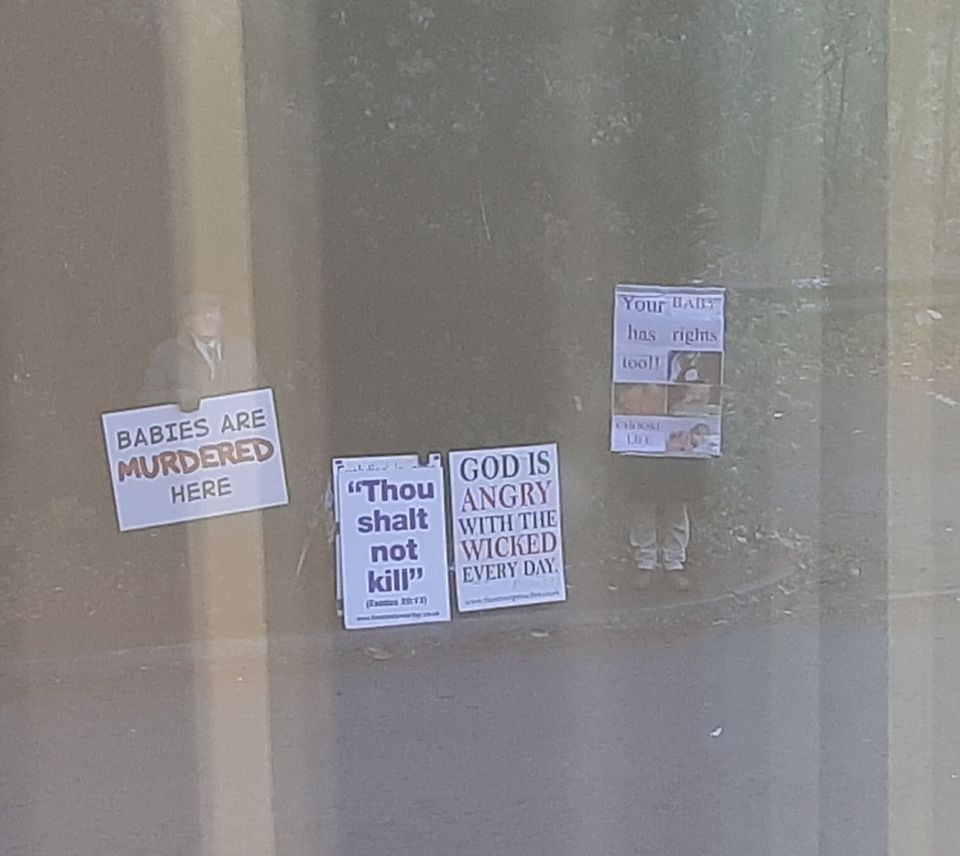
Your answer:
[927,391,958,407]
[364,646,392,661]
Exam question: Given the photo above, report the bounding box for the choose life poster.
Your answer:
[337,458,451,630]
[449,443,566,612]
[101,388,289,531]
[611,284,725,457]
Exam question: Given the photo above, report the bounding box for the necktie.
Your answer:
[205,343,218,380]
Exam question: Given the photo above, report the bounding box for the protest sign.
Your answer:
[331,453,423,609]
[449,443,566,612]
[337,460,451,629]
[611,284,725,457]
[102,388,289,531]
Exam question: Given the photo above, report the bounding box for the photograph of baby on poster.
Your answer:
[666,422,718,455]
[613,383,668,416]
[667,383,721,417]
[668,351,722,386]
[667,419,720,455]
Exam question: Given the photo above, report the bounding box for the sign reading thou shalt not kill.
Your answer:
[101,388,289,531]
[331,454,422,608]
[337,459,451,630]
[449,443,567,612]
[611,284,725,458]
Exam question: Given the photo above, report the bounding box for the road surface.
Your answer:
[4,595,959,856]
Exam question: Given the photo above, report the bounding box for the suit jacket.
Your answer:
[140,333,258,406]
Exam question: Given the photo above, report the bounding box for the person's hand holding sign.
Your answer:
[177,388,201,413]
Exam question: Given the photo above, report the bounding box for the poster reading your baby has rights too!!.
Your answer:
[611,284,725,458]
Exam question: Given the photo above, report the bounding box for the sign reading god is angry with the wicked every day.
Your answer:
[449,443,566,612]
[101,388,289,531]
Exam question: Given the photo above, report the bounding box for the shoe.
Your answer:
[635,570,655,589]
[667,571,691,592]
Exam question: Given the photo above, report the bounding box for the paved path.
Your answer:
[5,598,959,856]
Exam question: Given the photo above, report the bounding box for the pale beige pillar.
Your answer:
[887,0,938,852]
[162,2,275,854]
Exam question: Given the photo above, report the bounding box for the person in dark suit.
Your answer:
[140,291,257,411]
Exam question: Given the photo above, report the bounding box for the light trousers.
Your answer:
[629,499,690,570]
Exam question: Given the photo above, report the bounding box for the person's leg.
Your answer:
[660,501,691,587]
[629,498,659,571]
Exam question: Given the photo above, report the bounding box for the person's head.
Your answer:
[180,291,223,342]
[690,423,710,447]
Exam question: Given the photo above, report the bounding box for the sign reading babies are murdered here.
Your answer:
[449,444,566,612]
[102,388,289,531]
[337,461,451,629]
[611,284,726,457]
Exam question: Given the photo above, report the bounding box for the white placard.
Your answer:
[337,461,451,629]
[331,454,422,608]
[449,443,566,612]
[101,388,289,531]
[611,284,725,457]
